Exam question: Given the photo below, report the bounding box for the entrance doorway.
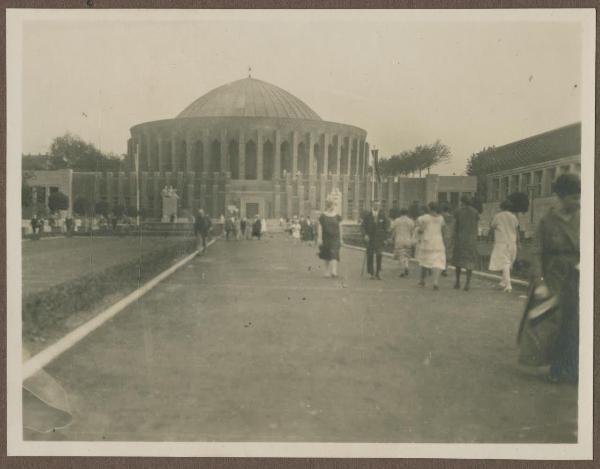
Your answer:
[246,202,260,219]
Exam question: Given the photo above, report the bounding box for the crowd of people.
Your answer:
[221,213,267,241]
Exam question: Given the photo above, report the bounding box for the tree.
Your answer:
[73,196,91,217]
[48,133,122,172]
[465,146,498,199]
[380,141,451,177]
[94,200,110,217]
[47,191,69,213]
[126,206,139,218]
[112,204,126,219]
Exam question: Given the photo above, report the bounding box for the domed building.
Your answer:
[126,76,371,220]
[25,77,478,226]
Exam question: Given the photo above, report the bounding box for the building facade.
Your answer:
[25,77,477,221]
[479,123,581,235]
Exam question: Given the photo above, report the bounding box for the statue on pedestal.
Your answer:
[327,187,342,217]
[161,185,179,222]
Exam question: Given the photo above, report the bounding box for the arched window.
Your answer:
[340,138,349,174]
[164,140,172,172]
[280,141,291,177]
[263,140,274,180]
[297,142,307,176]
[327,144,336,175]
[210,140,221,173]
[314,143,322,175]
[194,141,203,173]
[358,143,365,176]
[245,140,257,180]
[229,140,239,179]
[179,140,187,171]
[152,140,159,171]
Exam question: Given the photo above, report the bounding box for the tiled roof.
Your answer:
[177,77,322,121]
[479,123,581,174]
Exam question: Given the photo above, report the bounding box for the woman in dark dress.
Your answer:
[519,173,580,383]
[452,195,480,291]
[317,199,342,278]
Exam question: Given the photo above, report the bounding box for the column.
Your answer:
[322,133,329,177]
[274,130,281,180]
[152,175,160,217]
[257,130,263,180]
[186,172,195,210]
[291,131,298,177]
[307,133,314,177]
[186,133,194,173]
[44,186,50,210]
[220,129,228,175]
[319,176,327,211]
[297,182,305,216]
[358,139,364,176]
[157,136,164,173]
[238,131,245,180]
[105,173,113,206]
[147,134,154,171]
[353,177,360,220]
[335,136,342,176]
[286,175,293,218]
[140,172,148,211]
[353,138,359,176]
[346,137,352,176]
[117,172,125,205]
[366,173,372,209]
[202,130,211,176]
[171,136,177,173]
[364,142,370,176]
[212,174,219,216]
[128,172,136,210]
[341,175,349,219]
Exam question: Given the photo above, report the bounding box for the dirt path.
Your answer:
[34,233,577,442]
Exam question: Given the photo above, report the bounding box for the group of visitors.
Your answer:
[223,214,266,241]
[285,215,316,245]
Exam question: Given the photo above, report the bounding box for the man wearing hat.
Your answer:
[361,200,390,280]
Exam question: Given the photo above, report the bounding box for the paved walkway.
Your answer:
[40,233,577,442]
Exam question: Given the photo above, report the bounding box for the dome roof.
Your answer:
[177,77,321,121]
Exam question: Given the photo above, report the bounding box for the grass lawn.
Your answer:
[22,235,196,297]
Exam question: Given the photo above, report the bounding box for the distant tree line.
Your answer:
[22,133,124,172]
[379,141,451,177]
[465,145,497,197]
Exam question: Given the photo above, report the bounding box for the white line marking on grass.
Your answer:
[23,238,218,380]
[342,243,529,287]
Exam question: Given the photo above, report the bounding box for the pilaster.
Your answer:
[274,130,281,179]
[257,130,264,180]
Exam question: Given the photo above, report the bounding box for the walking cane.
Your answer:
[361,247,367,277]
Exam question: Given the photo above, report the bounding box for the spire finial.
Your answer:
[248,66,252,78]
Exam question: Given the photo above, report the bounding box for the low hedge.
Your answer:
[22,238,199,343]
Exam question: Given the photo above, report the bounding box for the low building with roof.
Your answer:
[479,122,581,236]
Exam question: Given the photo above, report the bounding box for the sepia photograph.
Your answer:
[5,8,595,459]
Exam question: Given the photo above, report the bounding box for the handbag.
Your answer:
[517,292,561,367]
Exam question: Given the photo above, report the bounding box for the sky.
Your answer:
[20,10,584,175]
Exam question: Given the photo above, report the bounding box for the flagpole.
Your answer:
[135,143,140,226]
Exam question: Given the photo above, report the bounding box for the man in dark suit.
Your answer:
[361,200,390,280]
[194,209,212,253]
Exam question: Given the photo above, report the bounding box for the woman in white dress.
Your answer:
[391,208,415,277]
[489,200,520,292]
[416,202,446,290]
[291,217,301,244]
